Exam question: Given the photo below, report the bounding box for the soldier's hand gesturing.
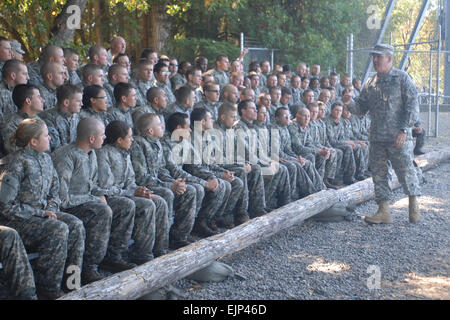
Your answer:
[45,211,57,220]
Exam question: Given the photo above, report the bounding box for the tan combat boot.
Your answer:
[364,200,393,224]
[408,196,420,223]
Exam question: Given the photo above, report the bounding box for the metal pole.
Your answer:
[428,49,433,136]
[240,32,244,53]
[271,50,274,71]
[350,34,354,81]
[435,25,441,137]
[390,32,393,45]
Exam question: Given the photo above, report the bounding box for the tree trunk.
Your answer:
[50,0,88,46]
[59,149,450,300]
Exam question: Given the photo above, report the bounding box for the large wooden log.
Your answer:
[60,149,450,300]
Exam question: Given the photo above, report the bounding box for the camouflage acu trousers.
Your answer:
[128,195,170,260]
[193,180,228,221]
[336,145,357,182]
[0,226,37,299]
[105,196,136,261]
[151,185,197,242]
[370,141,421,201]
[263,163,291,211]
[353,144,369,179]
[66,201,112,273]
[2,212,84,292]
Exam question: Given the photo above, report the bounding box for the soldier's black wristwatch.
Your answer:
[400,128,407,134]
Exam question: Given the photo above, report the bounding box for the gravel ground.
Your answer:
[174,158,450,300]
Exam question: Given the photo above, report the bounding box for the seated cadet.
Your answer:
[153,62,176,106]
[248,73,261,101]
[229,72,245,91]
[161,112,229,235]
[352,77,362,97]
[104,64,130,106]
[39,84,82,152]
[165,86,195,118]
[130,113,197,249]
[235,99,291,211]
[87,45,110,76]
[132,86,167,126]
[185,108,248,228]
[342,105,370,180]
[335,73,351,98]
[318,89,332,116]
[38,62,66,110]
[194,56,208,73]
[290,75,303,105]
[277,73,287,88]
[260,74,277,94]
[328,86,337,104]
[79,85,110,125]
[168,58,178,78]
[267,86,282,123]
[81,63,113,108]
[63,48,82,87]
[329,72,339,89]
[52,118,135,284]
[140,48,158,65]
[324,102,358,184]
[1,84,44,155]
[215,103,268,218]
[280,87,292,109]
[240,88,255,107]
[202,74,214,86]
[97,120,170,261]
[184,67,203,104]
[0,37,12,79]
[170,60,190,91]
[290,88,315,119]
[193,82,220,121]
[307,102,343,188]
[221,84,239,106]
[259,60,271,88]
[27,44,64,86]
[205,54,230,89]
[0,118,85,299]
[320,76,330,90]
[8,40,23,61]
[0,226,37,300]
[309,77,320,100]
[133,58,155,108]
[107,82,136,129]
[271,107,326,198]
[113,54,131,75]
[108,37,127,66]
[0,59,29,118]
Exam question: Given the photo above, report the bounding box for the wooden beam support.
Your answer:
[59,148,450,300]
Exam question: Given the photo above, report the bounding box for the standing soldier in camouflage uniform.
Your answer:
[1,84,44,155]
[131,113,197,249]
[342,44,421,224]
[39,84,82,151]
[153,62,176,106]
[97,120,170,262]
[38,62,66,110]
[107,82,137,129]
[236,99,291,211]
[0,226,37,299]
[52,118,134,284]
[162,112,231,234]
[184,67,203,104]
[205,54,230,89]
[133,59,155,108]
[0,119,85,299]
[194,82,221,121]
[132,86,168,126]
[79,85,111,126]
[0,59,29,118]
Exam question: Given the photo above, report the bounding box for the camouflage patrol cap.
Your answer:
[370,44,394,56]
